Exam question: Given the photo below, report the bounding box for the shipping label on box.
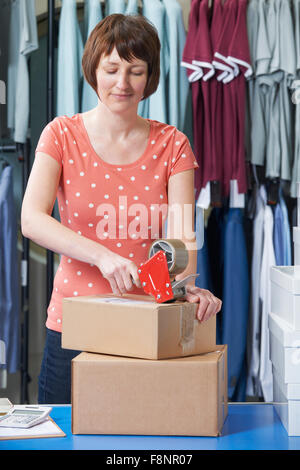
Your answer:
[71,345,228,437]
[62,294,216,360]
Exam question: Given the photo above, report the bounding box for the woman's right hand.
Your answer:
[96,249,142,296]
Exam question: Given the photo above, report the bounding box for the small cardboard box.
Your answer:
[62,294,216,360]
[71,345,228,437]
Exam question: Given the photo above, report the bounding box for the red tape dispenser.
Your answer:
[137,239,199,303]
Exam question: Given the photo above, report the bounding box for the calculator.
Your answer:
[0,405,52,428]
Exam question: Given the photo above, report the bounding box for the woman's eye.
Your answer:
[106,70,117,74]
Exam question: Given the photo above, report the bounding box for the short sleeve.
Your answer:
[168,129,199,178]
[35,118,64,166]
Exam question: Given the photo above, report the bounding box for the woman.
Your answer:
[21,14,222,404]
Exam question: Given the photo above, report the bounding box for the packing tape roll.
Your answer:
[148,239,189,275]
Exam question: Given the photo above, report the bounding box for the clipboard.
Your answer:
[0,417,66,440]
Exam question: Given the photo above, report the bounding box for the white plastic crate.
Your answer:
[269,313,300,383]
[273,366,300,436]
[270,266,300,330]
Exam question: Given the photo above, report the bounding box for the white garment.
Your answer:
[246,184,265,397]
[259,198,275,401]
[7,0,38,143]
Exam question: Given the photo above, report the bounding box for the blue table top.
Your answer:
[0,403,300,451]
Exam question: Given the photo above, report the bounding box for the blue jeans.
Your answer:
[38,328,80,404]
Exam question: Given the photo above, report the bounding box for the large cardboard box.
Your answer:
[62,294,216,360]
[71,345,228,436]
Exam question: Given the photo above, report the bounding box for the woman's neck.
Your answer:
[90,101,142,141]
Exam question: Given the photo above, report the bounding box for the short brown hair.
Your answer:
[82,14,161,100]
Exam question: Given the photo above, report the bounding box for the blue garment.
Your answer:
[280,194,292,266]
[273,193,292,267]
[81,0,103,112]
[196,227,213,293]
[56,0,83,117]
[273,202,285,266]
[105,0,126,15]
[221,208,249,401]
[206,208,225,346]
[7,0,38,143]
[38,328,80,404]
[162,0,190,131]
[125,0,138,14]
[142,0,168,123]
[0,166,20,374]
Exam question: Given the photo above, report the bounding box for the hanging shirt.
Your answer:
[81,0,103,113]
[247,0,259,72]
[264,71,284,180]
[142,0,169,124]
[35,114,199,332]
[246,184,265,398]
[0,166,20,374]
[126,0,138,14]
[212,0,236,83]
[255,0,271,76]
[278,0,296,76]
[221,207,249,400]
[245,0,259,160]
[272,191,292,268]
[56,0,84,117]
[273,201,285,266]
[196,227,213,293]
[227,0,253,197]
[294,0,300,73]
[181,0,203,83]
[259,200,276,402]
[291,79,300,197]
[162,0,190,132]
[213,0,238,198]
[181,0,203,198]
[105,0,126,15]
[193,0,215,197]
[206,207,225,345]
[279,192,292,266]
[279,74,293,181]
[7,0,38,143]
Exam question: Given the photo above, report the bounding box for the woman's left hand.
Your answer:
[184,285,222,322]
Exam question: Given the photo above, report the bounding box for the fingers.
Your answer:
[101,255,142,296]
[185,286,222,322]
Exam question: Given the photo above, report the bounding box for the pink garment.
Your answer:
[35,114,198,332]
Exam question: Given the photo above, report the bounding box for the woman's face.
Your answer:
[95,47,148,112]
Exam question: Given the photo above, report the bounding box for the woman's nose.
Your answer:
[116,72,130,89]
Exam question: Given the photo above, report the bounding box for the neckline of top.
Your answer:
[77,113,154,170]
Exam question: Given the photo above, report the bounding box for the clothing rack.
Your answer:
[0,0,56,403]
[0,140,31,403]
[46,0,56,308]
